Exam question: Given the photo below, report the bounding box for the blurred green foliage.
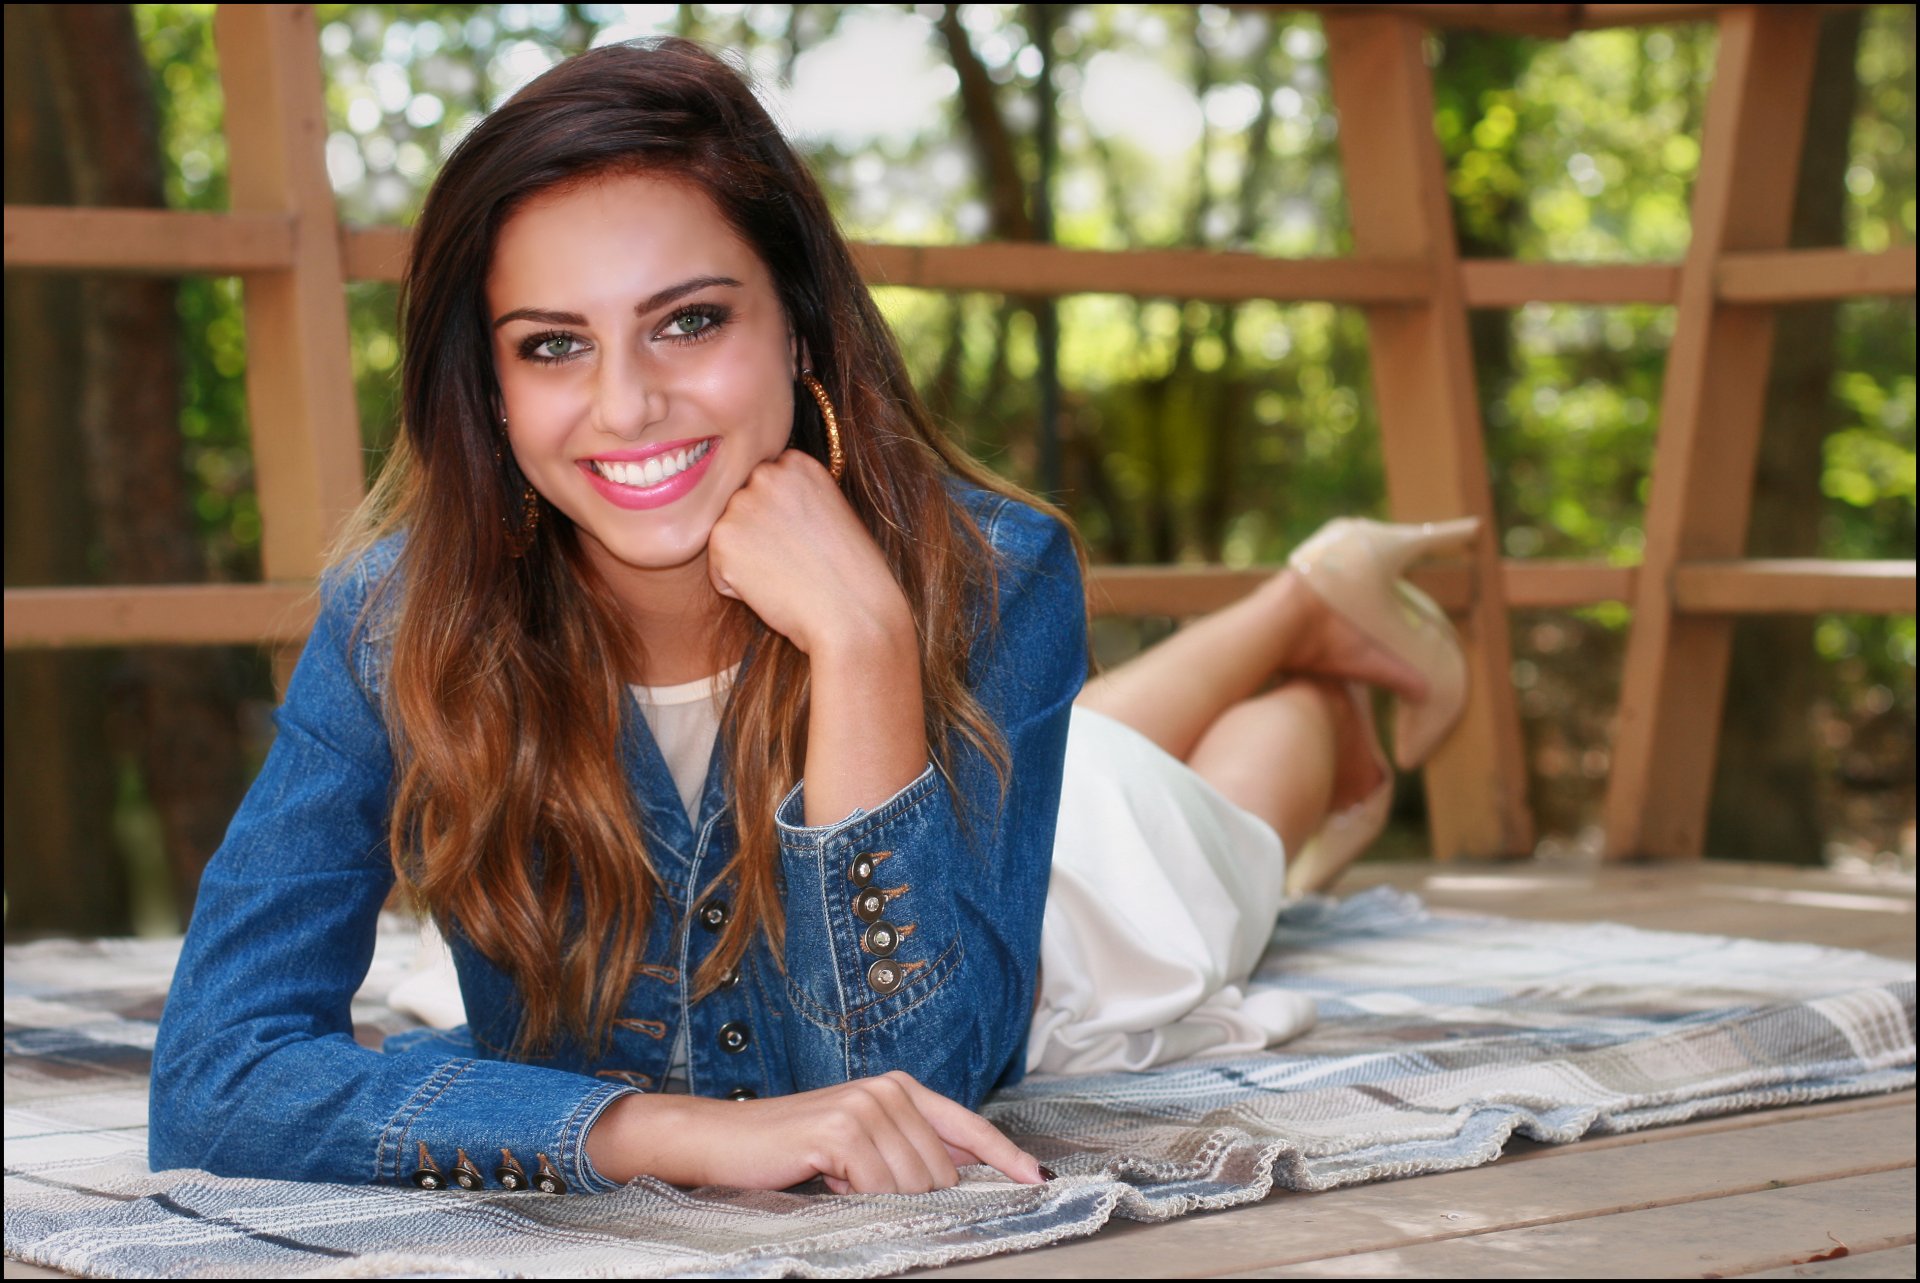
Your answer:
[129,2,1914,857]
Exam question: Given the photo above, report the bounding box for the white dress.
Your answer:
[388,677,1318,1080]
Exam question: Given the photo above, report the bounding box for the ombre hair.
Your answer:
[335,37,1089,1056]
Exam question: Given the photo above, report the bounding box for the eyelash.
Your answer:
[515,303,733,365]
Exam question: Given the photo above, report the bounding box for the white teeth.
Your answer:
[593,440,710,488]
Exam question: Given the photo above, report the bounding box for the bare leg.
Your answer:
[1075,572,1427,764]
[1184,680,1337,855]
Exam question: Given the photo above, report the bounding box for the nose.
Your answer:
[591,348,666,440]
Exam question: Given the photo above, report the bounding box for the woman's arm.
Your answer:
[774,493,1087,1108]
[149,550,636,1194]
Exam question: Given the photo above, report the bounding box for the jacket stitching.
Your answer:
[378,1057,473,1183]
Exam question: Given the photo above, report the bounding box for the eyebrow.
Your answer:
[490,275,744,330]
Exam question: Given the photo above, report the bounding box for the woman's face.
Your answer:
[487,171,797,574]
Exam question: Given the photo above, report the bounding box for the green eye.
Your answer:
[539,335,574,358]
[668,310,711,336]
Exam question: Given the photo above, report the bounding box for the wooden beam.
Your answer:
[2,206,295,274]
[1504,560,1637,609]
[1603,7,1825,861]
[854,241,1434,303]
[1326,11,1534,861]
[1459,261,1680,308]
[1225,5,1581,36]
[3,585,317,648]
[340,224,409,283]
[215,7,364,588]
[341,226,1432,303]
[1673,559,1918,616]
[1717,245,1918,303]
[1227,4,1751,35]
[0,559,1652,651]
[1575,3,1754,27]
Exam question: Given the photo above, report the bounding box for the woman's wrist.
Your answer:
[802,614,927,826]
[584,1091,711,1186]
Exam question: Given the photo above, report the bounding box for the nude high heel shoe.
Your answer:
[1279,516,1479,894]
[1285,516,1481,772]
[1284,682,1392,897]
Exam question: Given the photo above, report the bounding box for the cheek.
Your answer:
[688,350,797,460]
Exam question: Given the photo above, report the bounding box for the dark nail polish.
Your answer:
[1038,1164,1056,1181]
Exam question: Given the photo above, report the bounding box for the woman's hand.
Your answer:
[706,448,910,655]
[585,1070,1050,1194]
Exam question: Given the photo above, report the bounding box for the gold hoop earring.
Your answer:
[497,417,540,557]
[506,485,539,557]
[799,371,845,483]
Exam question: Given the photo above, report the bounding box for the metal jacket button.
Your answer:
[847,853,878,887]
[534,1153,567,1195]
[450,1148,485,1190]
[410,1141,445,1190]
[718,1021,751,1053]
[862,920,899,957]
[852,889,887,922]
[727,1086,757,1101]
[494,1150,529,1191]
[699,898,729,931]
[721,965,743,988]
[866,958,903,996]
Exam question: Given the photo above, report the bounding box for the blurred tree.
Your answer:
[3,4,247,936]
[3,6,124,939]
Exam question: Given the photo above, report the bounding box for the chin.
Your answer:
[579,519,714,573]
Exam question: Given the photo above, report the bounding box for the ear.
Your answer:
[790,328,810,378]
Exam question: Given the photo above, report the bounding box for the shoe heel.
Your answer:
[1369,516,1481,580]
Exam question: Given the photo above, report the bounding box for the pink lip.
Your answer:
[578,439,718,510]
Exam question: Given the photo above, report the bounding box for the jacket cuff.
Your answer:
[775,762,968,1031]
[375,1059,639,1195]
[773,761,937,849]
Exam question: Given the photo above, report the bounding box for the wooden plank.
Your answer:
[1324,11,1533,861]
[214,4,364,589]
[1602,7,1825,861]
[13,553,1901,650]
[912,1105,1916,1278]
[853,242,1433,304]
[1740,1243,1919,1278]
[1,584,316,648]
[1718,245,1918,303]
[1577,3,1773,27]
[1502,559,1636,608]
[1,206,295,274]
[1235,1169,1916,1278]
[1459,260,1680,308]
[1673,559,1918,616]
[340,226,1434,303]
[339,224,409,283]
[215,4,364,699]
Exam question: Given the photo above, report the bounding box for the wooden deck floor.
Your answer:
[5,860,1913,1280]
[905,859,1918,1281]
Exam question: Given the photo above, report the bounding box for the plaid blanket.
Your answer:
[5,888,1913,1279]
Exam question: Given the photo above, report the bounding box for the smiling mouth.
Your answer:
[586,439,715,488]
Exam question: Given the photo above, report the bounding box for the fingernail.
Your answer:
[1037,1164,1056,1181]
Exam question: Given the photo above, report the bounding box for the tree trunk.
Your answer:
[1705,8,1864,863]
[42,3,247,923]
[3,4,127,939]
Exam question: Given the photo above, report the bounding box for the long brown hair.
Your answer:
[337,37,1089,1056]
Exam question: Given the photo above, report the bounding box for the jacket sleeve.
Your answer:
[773,497,1086,1107]
[148,554,636,1193]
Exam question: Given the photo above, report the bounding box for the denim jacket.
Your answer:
[148,477,1086,1195]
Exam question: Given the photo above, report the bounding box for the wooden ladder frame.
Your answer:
[4,3,1915,863]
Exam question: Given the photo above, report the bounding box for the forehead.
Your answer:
[486,171,771,305]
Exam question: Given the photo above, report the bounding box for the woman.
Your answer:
[149,37,1475,1199]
